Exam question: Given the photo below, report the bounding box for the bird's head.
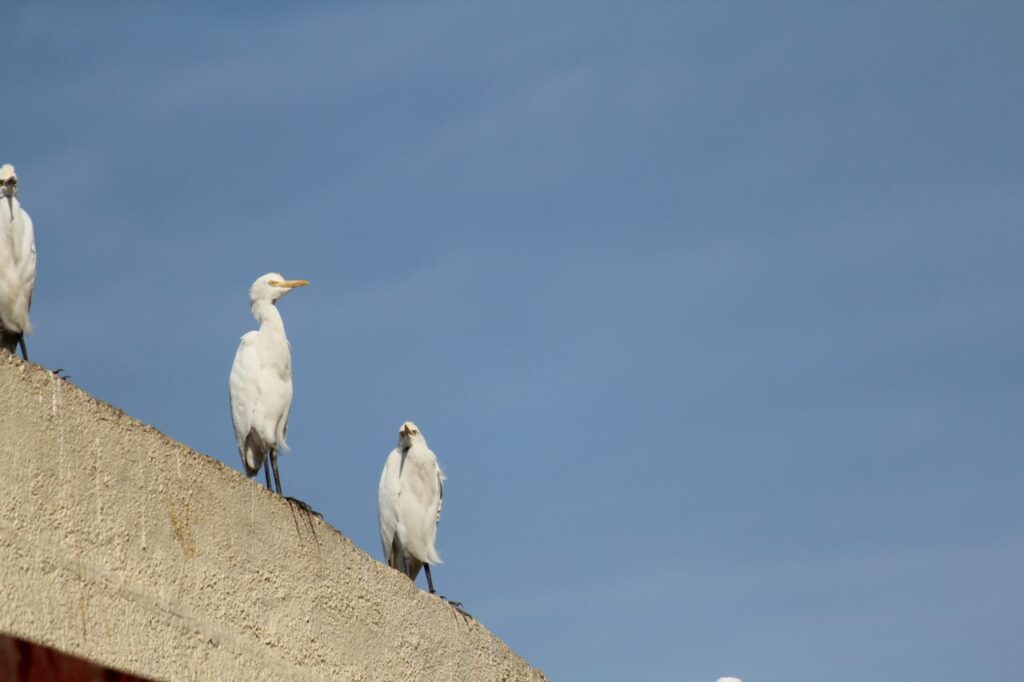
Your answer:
[398,421,424,448]
[0,164,16,196]
[249,272,309,305]
[0,164,17,220]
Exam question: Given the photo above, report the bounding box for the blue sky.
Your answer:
[7,3,1024,680]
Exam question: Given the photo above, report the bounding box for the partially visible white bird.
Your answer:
[378,421,447,595]
[228,273,312,508]
[717,677,743,682]
[0,164,36,360]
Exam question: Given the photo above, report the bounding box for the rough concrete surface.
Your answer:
[0,354,546,681]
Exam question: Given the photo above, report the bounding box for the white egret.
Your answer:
[0,164,36,360]
[378,421,466,614]
[228,273,314,511]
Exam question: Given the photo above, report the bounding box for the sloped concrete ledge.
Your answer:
[0,353,546,681]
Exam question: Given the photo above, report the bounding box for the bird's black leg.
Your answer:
[271,449,283,495]
[263,457,273,491]
[423,564,472,619]
[424,563,436,594]
[17,335,27,361]
[271,449,320,517]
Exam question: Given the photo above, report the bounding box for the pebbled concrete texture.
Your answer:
[0,353,546,681]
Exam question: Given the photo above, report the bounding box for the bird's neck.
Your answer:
[2,196,19,222]
[401,438,425,454]
[252,300,286,336]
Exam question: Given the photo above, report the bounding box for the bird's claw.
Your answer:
[284,495,322,518]
[52,368,70,380]
[439,596,472,620]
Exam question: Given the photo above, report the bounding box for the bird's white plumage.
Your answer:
[378,421,446,580]
[0,164,36,340]
[228,273,306,477]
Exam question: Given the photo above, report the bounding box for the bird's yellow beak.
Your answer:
[270,279,310,289]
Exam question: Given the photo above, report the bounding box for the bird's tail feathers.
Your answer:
[242,449,264,477]
[0,331,19,355]
[390,537,424,581]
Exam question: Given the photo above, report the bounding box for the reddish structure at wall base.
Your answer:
[0,635,154,682]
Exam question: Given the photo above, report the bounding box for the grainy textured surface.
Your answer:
[0,354,546,682]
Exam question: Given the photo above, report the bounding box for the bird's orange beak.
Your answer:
[270,279,310,289]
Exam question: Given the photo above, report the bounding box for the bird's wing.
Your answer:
[16,209,35,318]
[229,332,263,471]
[377,449,402,565]
[435,464,445,525]
[254,336,293,452]
[0,217,14,330]
[272,372,293,452]
[396,445,444,565]
[0,206,35,333]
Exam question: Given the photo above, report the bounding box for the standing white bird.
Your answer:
[0,164,36,360]
[228,273,314,510]
[378,421,448,595]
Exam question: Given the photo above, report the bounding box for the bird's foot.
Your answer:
[284,495,322,518]
[53,368,71,380]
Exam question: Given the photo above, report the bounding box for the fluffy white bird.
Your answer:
[0,164,36,360]
[378,421,447,594]
[229,273,310,504]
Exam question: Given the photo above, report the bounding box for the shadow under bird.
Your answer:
[378,421,468,616]
[229,272,317,514]
[0,164,36,360]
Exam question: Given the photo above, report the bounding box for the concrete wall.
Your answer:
[0,354,546,681]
